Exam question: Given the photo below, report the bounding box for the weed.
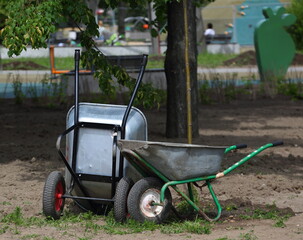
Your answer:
[12,78,24,104]
[215,237,233,240]
[239,230,258,240]
[43,237,56,240]
[199,80,212,104]
[26,83,39,103]
[103,212,157,234]
[198,72,241,104]
[175,186,200,216]
[39,77,67,108]
[0,225,9,234]
[21,233,40,239]
[239,205,291,228]
[225,204,237,212]
[161,219,212,235]
[1,206,24,225]
[274,218,287,228]
[277,77,303,99]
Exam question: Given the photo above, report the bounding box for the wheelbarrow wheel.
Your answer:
[127,177,172,224]
[43,171,65,220]
[114,177,134,223]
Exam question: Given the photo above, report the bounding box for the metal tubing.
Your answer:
[224,143,247,154]
[74,50,80,125]
[223,143,275,176]
[62,194,115,202]
[71,50,80,171]
[111,128,118,197]
[187,182,194,202]
[160,176,216,202]
[206,180,222,221]
[121,55,148,139]
[160,180,222,222]
[119,55,148,178]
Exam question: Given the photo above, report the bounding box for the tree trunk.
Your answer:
[196,7,206,54]
[117,2,127,38]
[165,0,199,139]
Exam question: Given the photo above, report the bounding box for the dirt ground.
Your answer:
[0,97,302,240]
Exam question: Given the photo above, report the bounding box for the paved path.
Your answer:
[1,66,303,98]
[198,66,303,74]
[1,65,303,82]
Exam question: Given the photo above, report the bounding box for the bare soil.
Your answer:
[2,61,48,70]
[223,50,303,67]
[0,97,302,240]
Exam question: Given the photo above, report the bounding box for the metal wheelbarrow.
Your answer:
[117,139,283,223]
[42,50,148,220]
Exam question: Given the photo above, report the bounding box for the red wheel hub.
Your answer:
[55,181,64,212]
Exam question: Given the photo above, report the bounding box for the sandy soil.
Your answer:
[0,98,303,240]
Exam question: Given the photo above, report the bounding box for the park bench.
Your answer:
[49,45,146,79]
[205,34,232,44]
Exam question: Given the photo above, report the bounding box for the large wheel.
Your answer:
[127,177,172,224]
[114,177,134,223]
[43,171,66,220]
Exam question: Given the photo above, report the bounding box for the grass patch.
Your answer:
[0,207,213,237]
[198,53,237,67]
[239,230,258,240]
[0,52,238,72]
[239,204,291,228]
[0,203,293,238]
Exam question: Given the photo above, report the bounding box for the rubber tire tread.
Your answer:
[127,177,172,224]
[43,171,65,220]
[114,177,134,223]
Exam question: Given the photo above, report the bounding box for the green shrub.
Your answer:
[287,0,303,50]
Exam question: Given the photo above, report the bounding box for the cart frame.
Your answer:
[55,50,148,212]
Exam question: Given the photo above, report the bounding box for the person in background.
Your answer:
[68,28,77,46]
[97,20,105,41]
[204,23,215,36]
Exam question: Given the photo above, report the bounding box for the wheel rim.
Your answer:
[55,181,64,212]
[139,188,163,218]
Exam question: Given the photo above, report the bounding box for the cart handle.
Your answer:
[225,143,247,153]
[272,141,283,147]
[217,141,284,178]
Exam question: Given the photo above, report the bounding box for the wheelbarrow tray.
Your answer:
[118,140,227,181]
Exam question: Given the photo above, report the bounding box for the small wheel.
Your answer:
[114,177,134,223]
[43,171,66,219]
[127,177,172,224]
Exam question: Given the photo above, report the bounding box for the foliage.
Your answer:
[286,0,303,50]
[1,0,63,56]
[1,207,212,236]
[0,0,156,108]
[0,0,214,109]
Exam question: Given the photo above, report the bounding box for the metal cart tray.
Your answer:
[118,140,227,180]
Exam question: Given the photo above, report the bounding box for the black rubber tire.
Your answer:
[114,177,134,223]
[43,171,66,220]
[127,177,172,224]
